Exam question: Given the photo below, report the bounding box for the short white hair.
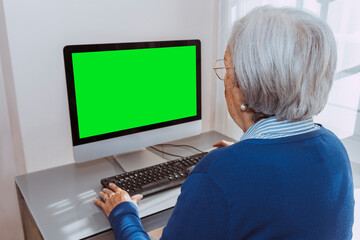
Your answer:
[228,6,337,121]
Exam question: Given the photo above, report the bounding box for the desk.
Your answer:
[16,131,234,240]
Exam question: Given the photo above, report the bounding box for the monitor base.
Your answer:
[114,149,167,172]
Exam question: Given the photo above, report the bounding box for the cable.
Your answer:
[156,143,204,153]
[149,146,184,158]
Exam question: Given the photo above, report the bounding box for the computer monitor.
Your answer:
[63,40,202,168]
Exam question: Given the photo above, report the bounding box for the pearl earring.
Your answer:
[240,104,247,111]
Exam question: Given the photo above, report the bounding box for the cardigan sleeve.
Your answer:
[109,172,231,240]
[109,201,151,240]
[160,172,231,240]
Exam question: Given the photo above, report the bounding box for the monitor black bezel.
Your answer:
[63,39,201,146]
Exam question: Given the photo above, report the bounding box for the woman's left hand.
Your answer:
[94,183,143,217]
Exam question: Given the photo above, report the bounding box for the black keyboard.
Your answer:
[101,152,208,196]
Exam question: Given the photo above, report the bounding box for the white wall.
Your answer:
[0,57,25,240]
[0,0,26,239]
[2,0,218,173]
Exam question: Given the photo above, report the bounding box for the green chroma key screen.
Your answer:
[71,45,198,139]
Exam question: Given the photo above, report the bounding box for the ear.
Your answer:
[230,80,244,106]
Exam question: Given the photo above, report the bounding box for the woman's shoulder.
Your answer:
[191,141,253,174]
[193,126,349,176]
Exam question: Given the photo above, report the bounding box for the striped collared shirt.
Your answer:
[241,117,320,141]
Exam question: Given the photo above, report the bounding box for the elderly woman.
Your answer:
[94,6,354,240]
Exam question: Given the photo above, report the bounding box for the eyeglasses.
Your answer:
[213,59,234,80]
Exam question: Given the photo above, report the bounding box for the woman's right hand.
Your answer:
[212,140,234,148]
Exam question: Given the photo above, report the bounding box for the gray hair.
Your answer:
[228,6,337,122]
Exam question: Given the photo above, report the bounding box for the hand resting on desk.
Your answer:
[212,140,234,148]
[94,183,143,217]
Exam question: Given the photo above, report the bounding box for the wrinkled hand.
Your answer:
[212,140,234,148]
[94,183,143,217]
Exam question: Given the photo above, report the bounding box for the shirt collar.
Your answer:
[241,116,319,141]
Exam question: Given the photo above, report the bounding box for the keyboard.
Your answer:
[101,152,208,197]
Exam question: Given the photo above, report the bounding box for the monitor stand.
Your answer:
[114,149,167,172]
